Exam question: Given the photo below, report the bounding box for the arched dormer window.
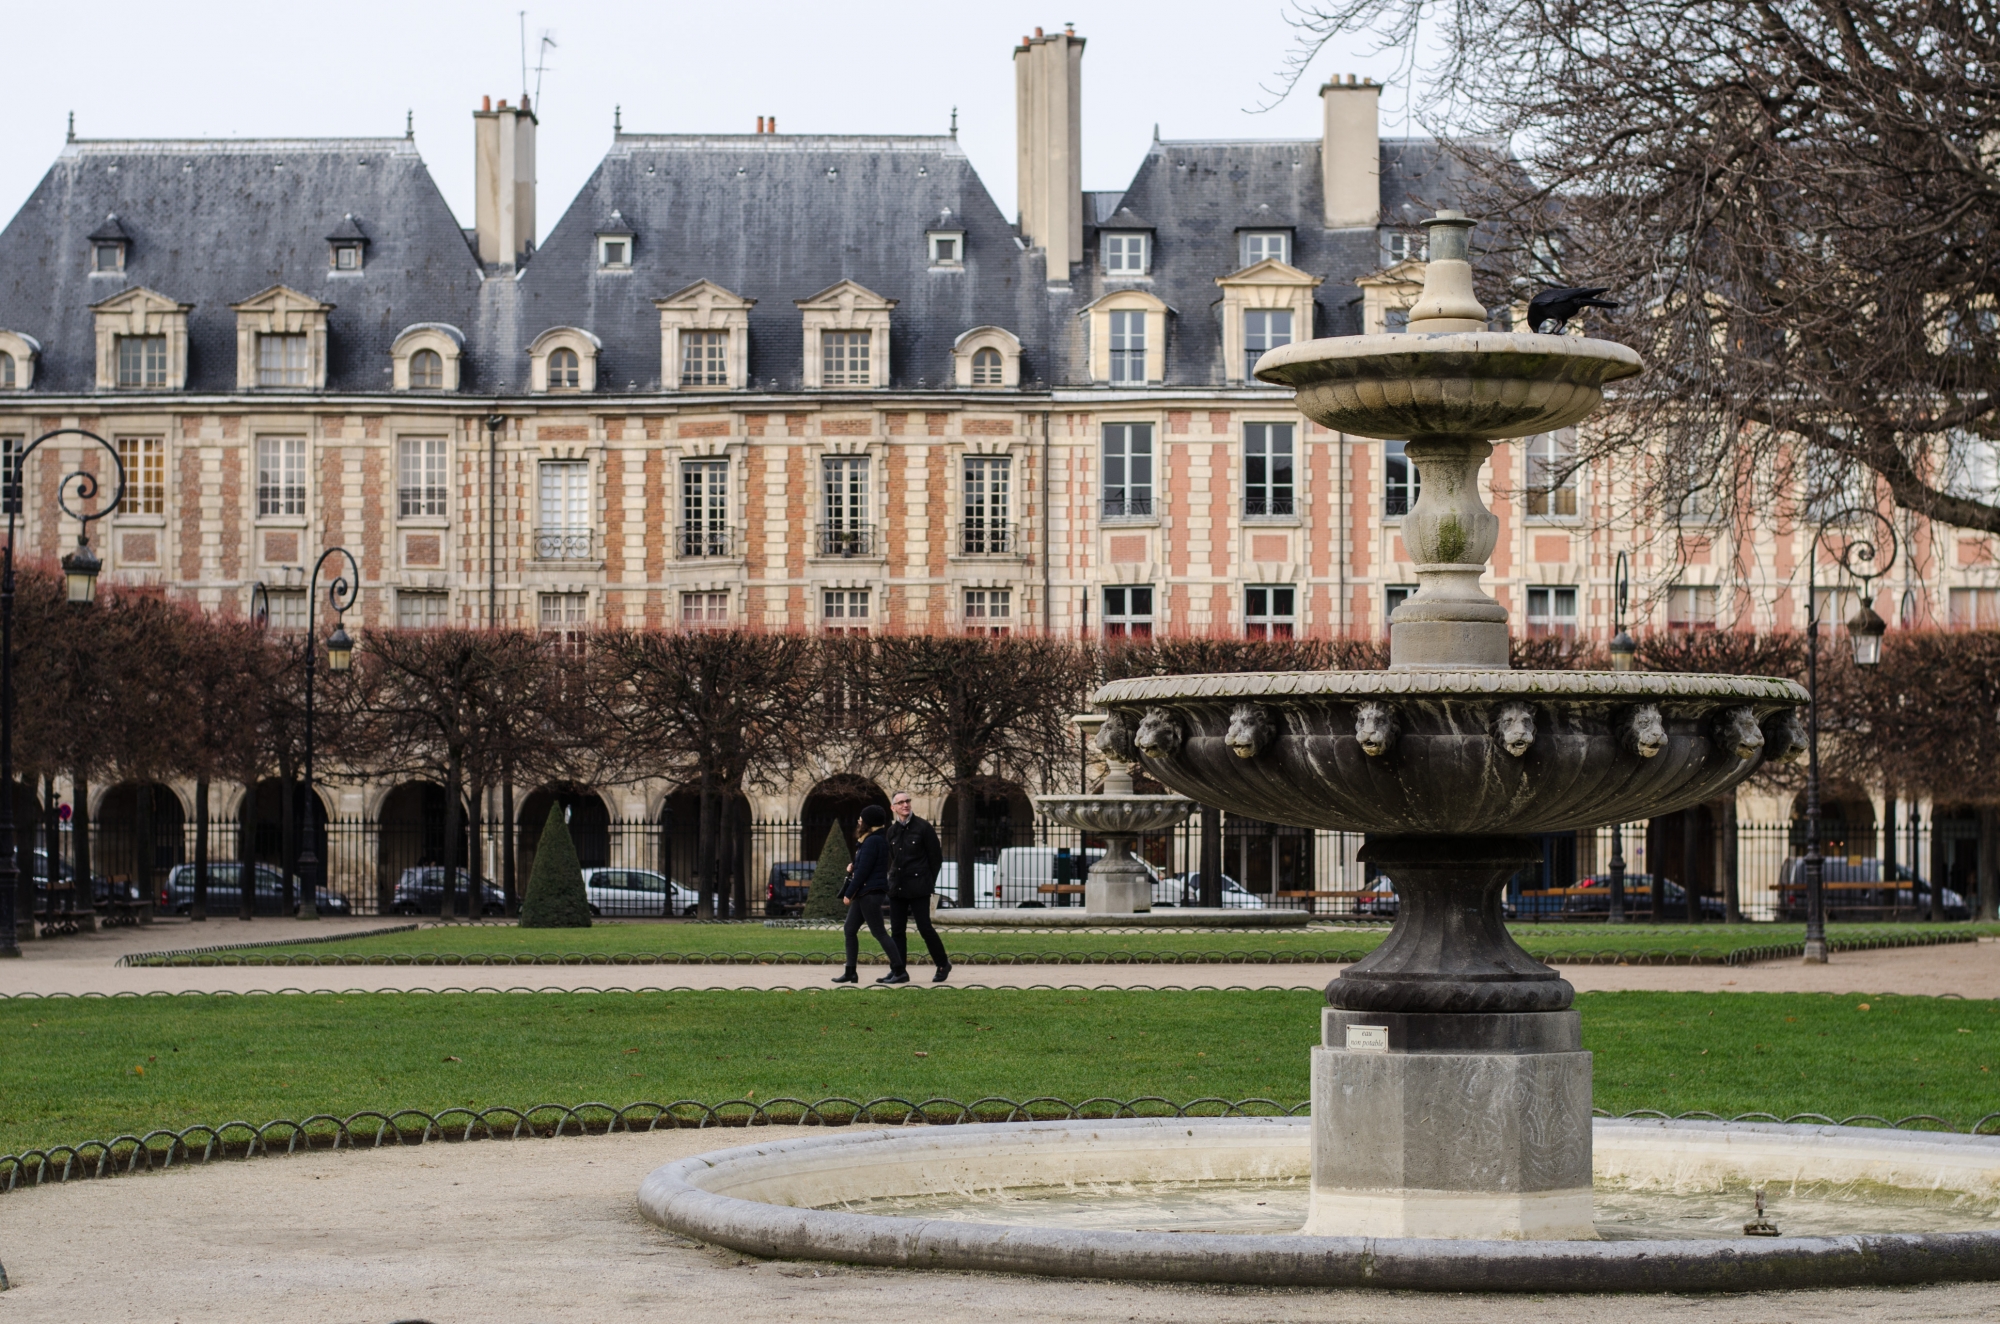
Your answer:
[528,327,601,393]
[952,326,1022,389]
[390,323,465,392]
[0,331,37,390]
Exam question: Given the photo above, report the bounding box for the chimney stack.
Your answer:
[474,95,538,268]
[1320,75,1381,230]
[1014,27,1085,284]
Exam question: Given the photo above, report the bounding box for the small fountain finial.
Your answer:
[1405,210,1488,334]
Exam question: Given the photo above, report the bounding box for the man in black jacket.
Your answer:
[885,790,952,982]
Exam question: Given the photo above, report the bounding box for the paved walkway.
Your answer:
[4,919,1996,998]
[3,1127,1995,1324]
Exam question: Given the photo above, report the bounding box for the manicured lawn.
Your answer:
[3,988,1997,1153]
[143,919,1987,964]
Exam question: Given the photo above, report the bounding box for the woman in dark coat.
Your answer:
[834,804,907,984]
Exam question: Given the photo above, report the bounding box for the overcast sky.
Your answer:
[3,1,1410,239]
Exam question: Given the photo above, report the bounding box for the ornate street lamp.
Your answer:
[1606,550,1632,923]
[296,548,360,920]
[0,430,127,957]
[1802,507,1897,964]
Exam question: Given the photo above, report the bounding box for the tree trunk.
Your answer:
[238,782,256,920]
[729,801,748,919]
[278,762,297,914]
[1721,798,1740,923]
[502,773,517,917]
[467,776,485,920]
[1682,811,1700,923]
[135,782,155,916]
[1647,819,1662,923]
[442,748,464,919]
[13,778,36,941]
[1199,804,1222,909]
[954,766,976,909]
[70,768,95,931]
[1979,806,1997,923]
[697,769,718,921]
[193,778,210,921]
[1882,795,1898,915]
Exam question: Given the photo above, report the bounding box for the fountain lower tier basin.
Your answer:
[639,1116,2000,1292]
[1093,670,1808,834]
[931,907,1310,928]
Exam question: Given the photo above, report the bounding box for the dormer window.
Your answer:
[325,214,369,273]
[1241,231,1290,266]
[1386,231,1427,264]
[928,230,965,267]
[1103,233,1149,274]
[88,212,130,273]
[596,210,635,269]
[409,349,445,389]
[549,347,580,388]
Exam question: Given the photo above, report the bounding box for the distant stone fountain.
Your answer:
[1093,210,1810,1239]
[1031,712,1193,914]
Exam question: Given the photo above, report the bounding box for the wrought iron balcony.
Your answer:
[817,525,876,557]
[957,520,1016,556]
[676,525,737,559]
[1244,494,1296,517]
[534,527,595,561]
[1101,494,1154,519]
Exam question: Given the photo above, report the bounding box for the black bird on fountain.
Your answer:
[1527,286,1620,334]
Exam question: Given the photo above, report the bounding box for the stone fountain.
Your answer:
[1030,712,1194,914]
[1092,210,1810,1239]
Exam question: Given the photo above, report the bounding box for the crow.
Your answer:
[1527,286,1620,334]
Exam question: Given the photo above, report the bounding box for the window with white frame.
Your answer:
[94,242,124,273]
[1384,306,1411,334]
[680,331,728,388]
[116,436,164,516]
[1525,585,1578,637]
[1949,587,2000,630]
[1244,423,1294,516]
[821,456,871,555]
[1384,441,1421,517]
[1101,423,1154,518]
[1811,587,1855,633]
[547,347,581,389]
[256,437,306,517]
[680,460,729,557]
[1805,451,1871,524]
[964,588,1011,635]
[539,592,588,637]
[1102,233,1148,274]
[822,331,871,387]
[396,590,449,629]
[0,436,19,516]
[1245,585,1296,640]
[822,588,870,634]
[265,588,308,631]
[398,438,448,518]
[1385,231,1426,264]
[537,461,591,559]
[1668,584,1719,632]
[0,353,15,389]
[1243,309,1294,380]
[1385,584,1417,621]
[116,335,167,388]
[1241,232,1289,266]
[1523,432,1578,517]
[408,349,444,389]
[928,232,964,265]
[598,236,630,268]
[962,456,1011,555]
[681,591,729,627]
[1103,585,1154,639]
[333,243,362,271]
[257,333,310,387]
[971,347,1004,386]
[1108,310,1147,384]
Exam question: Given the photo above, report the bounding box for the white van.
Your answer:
[993,845,1131,906]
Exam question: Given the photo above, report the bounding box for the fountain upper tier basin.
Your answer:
[1253,332,1643,442]
[1093,669,1808,836]
[1031,795,1194,836]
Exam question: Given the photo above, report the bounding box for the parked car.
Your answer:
[1153,871,1269,909]
[391,866,505,916]
[1775,857,1967,920]
[583,867,699,917]
[161,862,352,916]
[1354,876,1400,918]
[1558,874,1726,921]
[24,849,113,910]
[765,861,816,916]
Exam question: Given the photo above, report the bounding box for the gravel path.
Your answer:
[3,1127,1996,1323]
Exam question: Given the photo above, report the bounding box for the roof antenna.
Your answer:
[950,106,958,138]
[614,104,622,134]
[405,109,414,140]
[532,30,557,111]
[67,111,75,143]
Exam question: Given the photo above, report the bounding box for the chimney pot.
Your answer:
[482,95,491,112]
[1321,74,1382,229]
[1015,25,1084,282]
[770,116,776,133]
[1035,25,1043,36]
[757,116,765,133]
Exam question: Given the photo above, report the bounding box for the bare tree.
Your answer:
[856,636,1091,908]
[590,629,822,919]
[1282,0,2000,557]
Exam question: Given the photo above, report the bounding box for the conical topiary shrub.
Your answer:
[520,804,591,928]
[802,825,851,921]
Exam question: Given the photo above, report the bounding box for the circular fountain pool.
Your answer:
[639,1116,2000,1292]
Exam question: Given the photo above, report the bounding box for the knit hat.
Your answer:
[859,804,889,829]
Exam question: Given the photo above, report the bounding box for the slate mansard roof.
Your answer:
[0,127,1483,396]
[0,137,483,395]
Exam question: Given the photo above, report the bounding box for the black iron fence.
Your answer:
[26,812,1991,923]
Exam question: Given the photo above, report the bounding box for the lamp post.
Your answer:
[1802,507,1896,964]
[1606,550,1633,924]
[294,548,359,920]
[0,429,126,957]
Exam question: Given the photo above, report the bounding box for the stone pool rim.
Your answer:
[637,1116,2000,1293]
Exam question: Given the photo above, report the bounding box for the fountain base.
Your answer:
[1307,1008,1594,1239]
